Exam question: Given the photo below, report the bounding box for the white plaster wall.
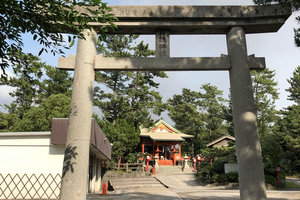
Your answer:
[224,163,239,173]
[0,133,64,175]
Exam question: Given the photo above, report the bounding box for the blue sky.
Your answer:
[1,0,300,124]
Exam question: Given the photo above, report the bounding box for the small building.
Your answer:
[0,118,111,199]
[206,135,235,148]
[140,120,193,165]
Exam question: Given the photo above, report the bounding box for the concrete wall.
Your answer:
[0,132,63,199]
[0,132,64,174]
[224,163,238,173]
[0,132,104,199]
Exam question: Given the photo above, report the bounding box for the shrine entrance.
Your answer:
[140,120,193,165]
[57,4,291,200]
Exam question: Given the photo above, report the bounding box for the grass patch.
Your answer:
[283,182,300,190]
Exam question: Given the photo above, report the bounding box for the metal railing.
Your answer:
[0,174,61,199]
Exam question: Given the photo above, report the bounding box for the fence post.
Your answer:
[126,163,129,173]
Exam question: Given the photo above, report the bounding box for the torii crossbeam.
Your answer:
[57,5,291,200]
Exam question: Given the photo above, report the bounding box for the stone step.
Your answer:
[110,179,159,185]
[107,177,157,183]
[113,183,165,189]
[106,177,165,189]
[158,166,183,173]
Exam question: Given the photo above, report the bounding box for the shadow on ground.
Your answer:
[87,192,180,200]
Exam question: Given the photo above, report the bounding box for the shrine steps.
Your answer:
[158,160,173,166]
[157,165,183,174]
[108,177,166,189]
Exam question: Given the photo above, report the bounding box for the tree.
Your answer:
[94,35,167,128]
[199,84,228,142]
[0,112,19,132]
[168,84,228,156]
[253,0,300,46]
[1,0,116,77]
[251,68,279,136]
[0,52,73,131]
[278,104,300,174]
[0,51,44,118]
[286,66,300,103]
[0,52,72,120]
[277,66,300,174]
[7,94,71,132]
[168,88,204,157]
[41,65,73,99]
[98,118,140,165]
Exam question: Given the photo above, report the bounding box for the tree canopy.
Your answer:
[94,35,167,128]
[0,0,116,77]
[167,84,228,156]
[0,53,72,132]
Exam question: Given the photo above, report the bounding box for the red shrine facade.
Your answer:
[140,120,193,165]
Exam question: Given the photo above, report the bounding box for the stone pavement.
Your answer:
[87,188,182,200]
[87,173,300,200]
[286,176,300,186]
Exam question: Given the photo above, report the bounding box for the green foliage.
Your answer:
[277,66,300,174]
[41,65,73,98]
[278,104,300,174]
[0,52,72,132]
[0,0,116,76]
[94,35,167,128]
[126,152,144,163]
[286,66,300,104]
[99,118,140,161]
[226,172,239,182]
[0,112,19,132]
[0,51,45,118]
[196,160,238,184]
[265,174,278,187]
[11,94,71,131]
[251,68,279,136]
[0,52,72,121]
[260,133,284,170]
[167,84,228,156]
[200,146,237,163]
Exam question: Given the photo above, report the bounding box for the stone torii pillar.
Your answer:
[227,27,266,200]
[59,29,97,200]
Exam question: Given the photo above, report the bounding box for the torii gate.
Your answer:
[57,5,291,200]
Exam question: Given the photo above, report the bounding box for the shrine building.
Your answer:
[140,120,193,165]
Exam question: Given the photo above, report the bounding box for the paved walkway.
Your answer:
[286,176,300,186]
[88,173,300,200]
[87,188,182,200]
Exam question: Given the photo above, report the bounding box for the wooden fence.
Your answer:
[113,162,145,173]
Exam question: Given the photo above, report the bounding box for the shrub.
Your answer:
[197,163,213,183]
[212,160,224,174]
[226,172,239,183]
[218,174,228,183]
[265,175,277,186]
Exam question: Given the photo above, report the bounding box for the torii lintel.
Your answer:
[72,5,291,34]
[58,54,265,71]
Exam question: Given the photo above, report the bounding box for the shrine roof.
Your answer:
[206,135,235,147]
[140,120,193,142]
